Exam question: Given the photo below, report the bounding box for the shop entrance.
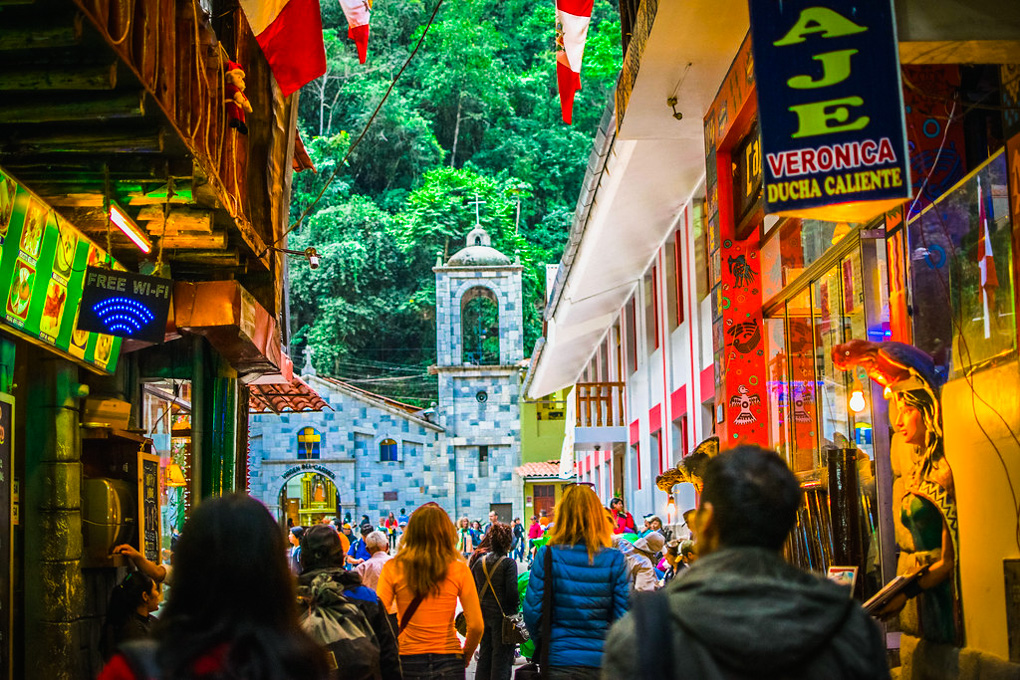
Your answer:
[761,221,894,595]
[279,473,339,527]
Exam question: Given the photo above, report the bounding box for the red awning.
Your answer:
[249,376,330,414]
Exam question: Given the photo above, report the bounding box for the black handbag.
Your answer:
[515,545,553,679]
[481,556,530,646]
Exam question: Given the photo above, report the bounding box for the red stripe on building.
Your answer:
[649,404,662,433]
[671,385,687,417]
[700,365,714,404]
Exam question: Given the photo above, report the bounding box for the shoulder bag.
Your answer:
[398,593,426,634]
[482,556,530,646]
[514,545,553,679]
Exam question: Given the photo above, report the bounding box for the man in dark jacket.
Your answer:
[602,445,890,680]
[299,524,401,680]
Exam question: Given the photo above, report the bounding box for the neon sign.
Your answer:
[78,267,172,343]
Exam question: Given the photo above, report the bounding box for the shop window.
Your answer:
[694,201,711,302]
[908,149,1015,378]
[624,299,638,372]
[297,427,321,459]
[665,237,679,331]
[380,438,398,462]
[645,269,659,351]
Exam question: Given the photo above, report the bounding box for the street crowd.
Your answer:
[95,445,891,680]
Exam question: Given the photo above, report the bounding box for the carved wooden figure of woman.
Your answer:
[833,340,960,645]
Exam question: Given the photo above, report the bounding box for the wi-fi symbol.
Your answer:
[93,297,155,335]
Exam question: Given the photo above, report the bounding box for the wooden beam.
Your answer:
[0,91,144,123]
[156,232,228,249]
[45,189,192,208]
[7,129,164,154]
[168,249,240,266]
[136,206,213,232]
[0,15,82,50]
[0,62,116,91]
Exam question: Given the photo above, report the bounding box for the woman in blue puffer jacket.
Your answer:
[524,484,630,679]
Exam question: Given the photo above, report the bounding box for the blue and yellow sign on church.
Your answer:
[749,0,912,222]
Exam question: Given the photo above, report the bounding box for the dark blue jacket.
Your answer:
[523,544,629,668]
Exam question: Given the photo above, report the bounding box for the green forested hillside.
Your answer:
[288,0,621,404]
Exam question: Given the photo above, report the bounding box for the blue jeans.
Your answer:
[400,653,464,680]
[476,619,515,680]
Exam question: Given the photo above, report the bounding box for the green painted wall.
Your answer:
[520,388,569,464]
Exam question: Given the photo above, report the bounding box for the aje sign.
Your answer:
[77,267,172,344]
[749,1,911,221]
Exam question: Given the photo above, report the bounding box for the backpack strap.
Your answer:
[633,590,674,680]
[118,639,161,680]
[398,593,426,634]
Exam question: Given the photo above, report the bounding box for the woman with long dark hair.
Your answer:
[377,502,484,680]
[470,523,518,680]
[524,485,629,680]
[98,494,328,680]
[100,571,161,660]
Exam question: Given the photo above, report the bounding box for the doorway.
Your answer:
[532,485,555,520]
[490,503,512,524]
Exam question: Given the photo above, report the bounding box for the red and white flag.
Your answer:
[339,0,372,64]
[555,0,594,124]
[977,176,999,339]
[239,0,327,97]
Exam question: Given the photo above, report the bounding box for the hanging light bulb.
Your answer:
[666,496,676,525]
[849,376,866,413]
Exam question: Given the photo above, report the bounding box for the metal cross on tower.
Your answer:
[468,193,486,225]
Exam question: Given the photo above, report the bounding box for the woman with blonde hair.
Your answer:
[523,485,629,679]
[377,503,484,679]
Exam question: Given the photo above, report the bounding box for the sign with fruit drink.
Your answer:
[0,166,122,373]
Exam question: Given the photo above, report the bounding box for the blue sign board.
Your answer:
[748,0,911,221]
[78,267,172,344]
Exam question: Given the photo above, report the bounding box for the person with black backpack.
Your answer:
[602,446,890,680]
[299,524,402,680]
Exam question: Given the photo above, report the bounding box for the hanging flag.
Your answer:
[238,0,327,97]
[339,0,372,64]
[555,0,594,124]
[977,176,999,339]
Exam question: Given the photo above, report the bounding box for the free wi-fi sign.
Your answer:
[77,267,172,344]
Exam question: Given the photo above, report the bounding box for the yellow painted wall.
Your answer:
[943,361,1020,659]
[520,390,568,464]
[522,480,570,520]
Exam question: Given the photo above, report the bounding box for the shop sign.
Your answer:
[281,463,337,481]
[0,167,121,373]
[749,1,911,221]
[78,267,172,344]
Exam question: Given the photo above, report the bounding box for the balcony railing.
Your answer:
[575,382,626,428]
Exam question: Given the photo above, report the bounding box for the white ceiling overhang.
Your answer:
[527,0,750,399]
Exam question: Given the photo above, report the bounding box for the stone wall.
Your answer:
[248,378,449,521]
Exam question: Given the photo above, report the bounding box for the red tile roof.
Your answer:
[515,460,573,479]
[249,376,330,414]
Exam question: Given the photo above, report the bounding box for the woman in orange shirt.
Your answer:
[377,502,484,679]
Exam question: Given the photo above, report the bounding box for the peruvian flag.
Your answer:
[339,0,372,64]
[977,176,999,339]
[239,0,327,97]
[556,0,594,124]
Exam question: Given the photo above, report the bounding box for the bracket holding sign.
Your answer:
[77,267,172,344]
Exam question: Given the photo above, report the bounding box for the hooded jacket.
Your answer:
[602,547,890,680]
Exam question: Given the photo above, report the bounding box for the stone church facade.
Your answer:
[248,224,524,524]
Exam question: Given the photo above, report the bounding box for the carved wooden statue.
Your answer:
[833,339,960,644]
